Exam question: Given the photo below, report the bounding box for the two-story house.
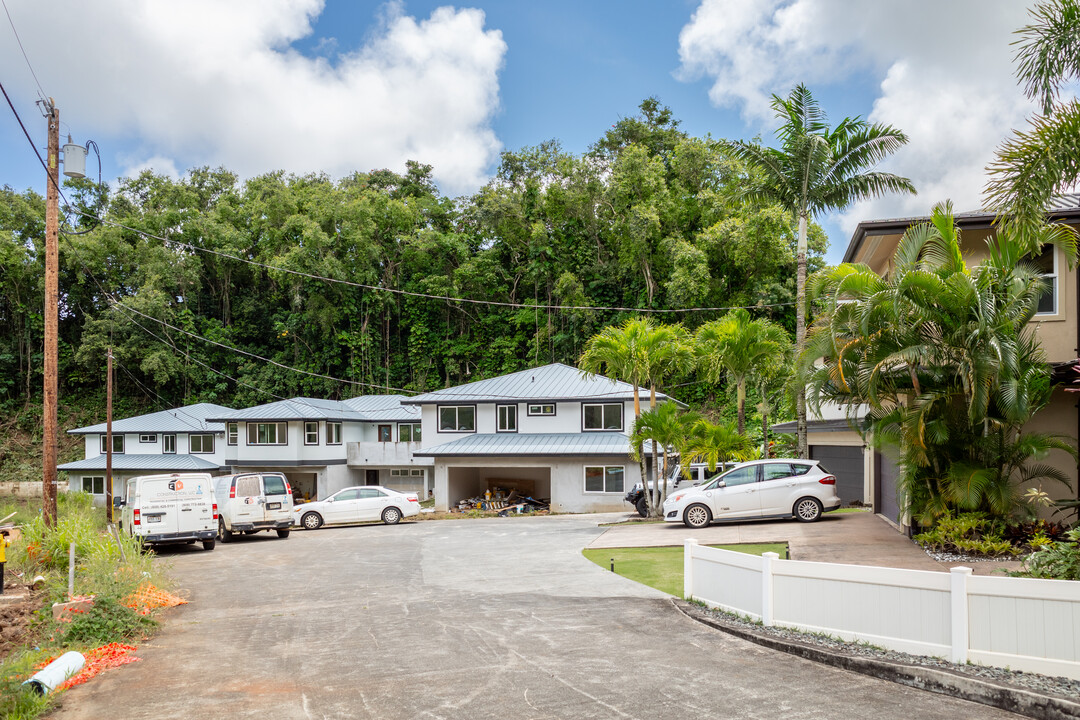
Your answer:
[59,403,234,505]
[405,363,678,513]
[205,395,429,501]
[775,195,1080,526]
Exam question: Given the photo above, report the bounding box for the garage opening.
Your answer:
[447,466,551,508]
[283,472,318,503]
[808,445,864,506]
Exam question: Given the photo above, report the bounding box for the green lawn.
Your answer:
[583,543,788,597]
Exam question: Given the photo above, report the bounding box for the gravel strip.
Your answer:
[921,547,1029,564]
[693,602,1080,701]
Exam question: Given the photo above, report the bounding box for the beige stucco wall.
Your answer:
[1018,388,1079,514]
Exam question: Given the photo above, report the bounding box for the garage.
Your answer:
[447,466,551,507]
[874,451,902,526]
[808,445,864,506]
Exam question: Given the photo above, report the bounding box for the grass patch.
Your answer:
[583,543,787,597]
[832,507,871,514]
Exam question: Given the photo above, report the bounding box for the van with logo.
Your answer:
[115,472,217,551]
[213,472,293,542]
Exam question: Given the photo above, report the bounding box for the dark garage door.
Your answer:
[808,445,863,506]
[875,451,901,525]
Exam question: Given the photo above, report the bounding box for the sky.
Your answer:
[0,0,1049,263]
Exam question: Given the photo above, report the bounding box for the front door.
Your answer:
[324,487,362,524]
[703,465,761,519]
[365,469,379,486]
[756,462,799,515]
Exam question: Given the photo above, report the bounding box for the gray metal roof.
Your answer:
[58,454,224,472]
[68,403,234,436]
[207,395,417,423]
[413,432,658,458]
[404,363,683,406]
[770,418,864,434]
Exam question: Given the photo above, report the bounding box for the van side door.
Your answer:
[232,474,263,525]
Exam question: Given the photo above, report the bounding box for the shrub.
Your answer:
[1013,529,1080,581]
[0,649,52,719]
[913,512,1019,557]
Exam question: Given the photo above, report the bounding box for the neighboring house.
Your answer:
[405,363,676,513]
[59,403,234,505]
[205,395,428,501]
[775,194,1080,527]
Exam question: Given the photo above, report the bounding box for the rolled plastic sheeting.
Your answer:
[24,651,85,694]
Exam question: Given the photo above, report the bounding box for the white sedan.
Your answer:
[294,485,420,530]
[663,459,841,528]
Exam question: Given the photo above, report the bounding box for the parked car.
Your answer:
[663,459,841,528]
[115,472,217,550]
[294,485,420,530]
[624,463,733,517]
[213,472,293,542]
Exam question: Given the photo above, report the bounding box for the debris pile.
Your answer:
[456,488,550,514]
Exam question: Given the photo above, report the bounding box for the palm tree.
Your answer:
[726,84,915,458]
[681,420,752,475]
[695,308,789,435]
[985,0,1080,248]
[630,401,699,515]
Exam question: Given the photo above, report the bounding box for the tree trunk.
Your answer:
[632,378,651,517]
[796,212,809,459]
[736,379,746,436]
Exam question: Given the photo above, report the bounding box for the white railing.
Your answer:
[684,539,1080,680]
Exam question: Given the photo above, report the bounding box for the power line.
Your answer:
[1,0,47,102]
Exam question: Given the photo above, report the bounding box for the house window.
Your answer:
[497,404,517,432]
[1032,248,1057,315]
[248,422,287,445]
[527,403,555,416]
[439,406,475,432]
[398,423,422,442]
[326,421,342,445]
[584,465,624,493]
[82,476,105,495]
[163,434,176,454]
[411,469,425,477]
[227,423,238,446]
[583,403,623,431]
[139,433,157,444]
[190,434,214,453]
[304,422,319,445]
[100,435,124,454]
[378,425,393,442]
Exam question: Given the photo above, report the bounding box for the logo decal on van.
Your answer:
[168,479,185,491]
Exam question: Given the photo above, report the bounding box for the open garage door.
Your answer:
[875,451,902,525]
[447,466,551,508]
[808,445,864,506]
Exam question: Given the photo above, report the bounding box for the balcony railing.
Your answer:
[346,441,432,468]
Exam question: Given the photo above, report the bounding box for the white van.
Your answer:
[213,472,293,542]
[116,472,217,551]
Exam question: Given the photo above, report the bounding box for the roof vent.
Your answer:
[531,376,535,383]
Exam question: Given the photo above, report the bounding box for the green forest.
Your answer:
[0,99,826,429]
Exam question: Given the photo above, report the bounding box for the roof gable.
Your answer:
[68,403,235,435]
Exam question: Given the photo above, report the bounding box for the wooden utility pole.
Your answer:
[106,347,113,522]
[42,100,59,528]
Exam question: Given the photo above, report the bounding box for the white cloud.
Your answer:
[3,0,506,194]
[120,155,180,181]
[678,0,1037,231]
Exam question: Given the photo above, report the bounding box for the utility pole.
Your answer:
[42,99,59,528]
[106,347,113,523]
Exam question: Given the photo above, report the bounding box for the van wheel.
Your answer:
[635,496,648,518]
[276,529,290,538]
[202,539,216,551]
[218,519,233,543]
[382,507,402,525]
[302,512,323,530]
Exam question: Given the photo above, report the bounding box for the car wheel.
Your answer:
[276,529,290,538]
[382,507,402,525]
[218,519,233,543]
[202,539,216,551]
[302,512,323,530]
[683,503,712,529]
[795,497,823,522]
[635,496,648,518]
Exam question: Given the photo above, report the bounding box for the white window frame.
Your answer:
[248,422,287,446]
[139,433,157,444]
[326,421,342,445]
[1034,246,1058,316]
[100,434,124,454]
[410,469,425,477]
[584,465,625,494]
[304,421,319,445]
[163,434,176,454]
[398,423,422,442]
[227,422,238,446]
[82,475,105,495]
[527,403,555,416]
[582,403,623,432]
[190,434,215,454]
[438,405,476,433]
[496,404,518,432]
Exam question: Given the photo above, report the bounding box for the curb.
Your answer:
[672,599,1080,720]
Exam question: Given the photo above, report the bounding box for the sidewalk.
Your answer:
[588,511,1024,575]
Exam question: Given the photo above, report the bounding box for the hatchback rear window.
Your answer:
[264,475,287,495]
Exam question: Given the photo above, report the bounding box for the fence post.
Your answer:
[761,551,779,626]
[950,566,972,664]
[684,538,699,600]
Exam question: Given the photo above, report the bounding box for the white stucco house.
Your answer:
[405,363,678,513]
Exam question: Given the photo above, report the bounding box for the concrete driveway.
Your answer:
[51,514,1016,719]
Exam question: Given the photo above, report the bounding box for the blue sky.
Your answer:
[0,1,1042,263]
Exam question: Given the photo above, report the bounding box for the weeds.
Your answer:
[0,649,53,719]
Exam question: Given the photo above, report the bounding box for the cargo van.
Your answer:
[116,472,217,551]
[213,472,293,542]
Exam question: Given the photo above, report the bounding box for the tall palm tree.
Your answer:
[695,308,789,435]
[681,420,752,475]
[630,401,699,515]
[986,0,1080,249]
[726,84,915,457]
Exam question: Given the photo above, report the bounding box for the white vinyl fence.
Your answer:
[684,539,1080,680]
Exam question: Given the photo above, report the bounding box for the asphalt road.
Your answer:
[51,514,1017,719]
